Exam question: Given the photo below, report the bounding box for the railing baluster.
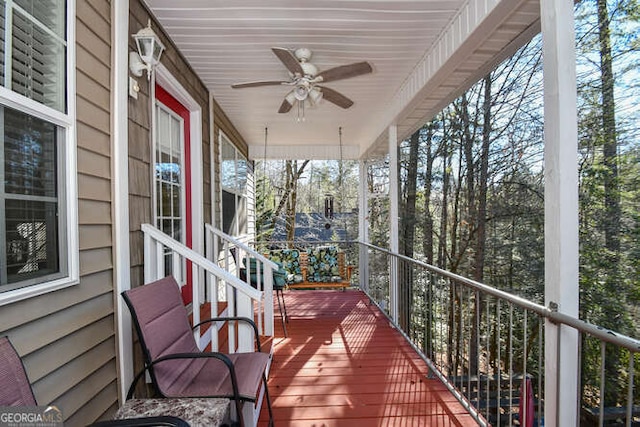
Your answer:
[538,314,544,427]
[155,240,163,280]
[253,258,263,335]
[627,352,634,427]
[485,294,490,424]
[144,231,152,283]
[236,291,253,353]
[263,261,274,336]
[227,280,236,352]
[192,262,200,336]
[172,251,180,284]
[523,310,528,427]
[600,341,606,427]
[509,303,514,426]
[209,271,219,352]
[427,272,433,359]
[496,299,502,427]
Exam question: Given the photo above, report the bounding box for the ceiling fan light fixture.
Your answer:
[294,84,309,101]
[308,87,323,105]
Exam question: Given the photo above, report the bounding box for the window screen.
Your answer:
[2,106,62,289]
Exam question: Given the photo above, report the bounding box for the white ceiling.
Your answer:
[145,0,540,160]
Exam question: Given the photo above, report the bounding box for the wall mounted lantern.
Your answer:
[129,20,165,80]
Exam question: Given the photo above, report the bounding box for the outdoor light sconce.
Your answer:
[129,20,165,80]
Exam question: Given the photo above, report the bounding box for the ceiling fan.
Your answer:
[231,47,373,116]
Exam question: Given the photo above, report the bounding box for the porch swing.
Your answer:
[263,127,354,291]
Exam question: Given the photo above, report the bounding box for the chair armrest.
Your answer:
[127,351,239,400]
[192,316,262,352]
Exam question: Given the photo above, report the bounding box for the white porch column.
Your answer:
[112,0,133,403]
[388,125,399,322]
[541,1,579,426]
[358,160,370,292]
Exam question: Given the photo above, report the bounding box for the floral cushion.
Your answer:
[269,249,303,284]
[306,246,342,282]
[241,258,287,289]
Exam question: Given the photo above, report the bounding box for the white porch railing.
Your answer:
[204,224,276,337]
[141,223,264,353]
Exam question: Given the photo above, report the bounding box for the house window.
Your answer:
[155,103,184,244]
[220,133,247,236]
[154,101,186,281]
[0,0,75,301]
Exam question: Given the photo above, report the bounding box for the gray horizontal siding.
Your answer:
[0,2,119,427]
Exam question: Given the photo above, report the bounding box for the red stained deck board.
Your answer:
[260,290,479,427]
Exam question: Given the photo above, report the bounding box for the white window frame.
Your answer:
[152,99,187,284]
[0,0,78,305]
[219,131,248,237]
[153,101,186,243]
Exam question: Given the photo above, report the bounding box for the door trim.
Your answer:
[155,65,204,263]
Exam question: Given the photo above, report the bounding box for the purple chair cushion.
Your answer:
[123,277,269,401]
[0,336,37,406]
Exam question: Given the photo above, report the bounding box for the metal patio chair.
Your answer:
[239,257,289,337]
[122,276,274,427]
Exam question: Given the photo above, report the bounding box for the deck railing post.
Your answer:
[358,160,369,293]
[541,0,580,424]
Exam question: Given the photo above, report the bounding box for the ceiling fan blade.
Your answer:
[318,86,354,109]
[231,81,286,89]
[278,98,293,113]
[271,47,304,75]
[315,61,372,83]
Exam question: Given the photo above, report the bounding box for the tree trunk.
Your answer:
[270,160,310,237]
[475,75,492,283]
[285,161,296,244]
[597,0,621,406]
[422,123,436,265]
[399,129,420,331]
[422,121,437,356]
[438,113,450,271]
[598,0,620,258]
[461,92,476,250]
[450,132,463,272]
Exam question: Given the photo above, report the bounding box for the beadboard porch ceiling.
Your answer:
[145,0,540,160]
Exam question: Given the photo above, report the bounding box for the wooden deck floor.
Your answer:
[258,289,479,427]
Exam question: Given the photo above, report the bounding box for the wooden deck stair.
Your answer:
[258,290,480,426]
